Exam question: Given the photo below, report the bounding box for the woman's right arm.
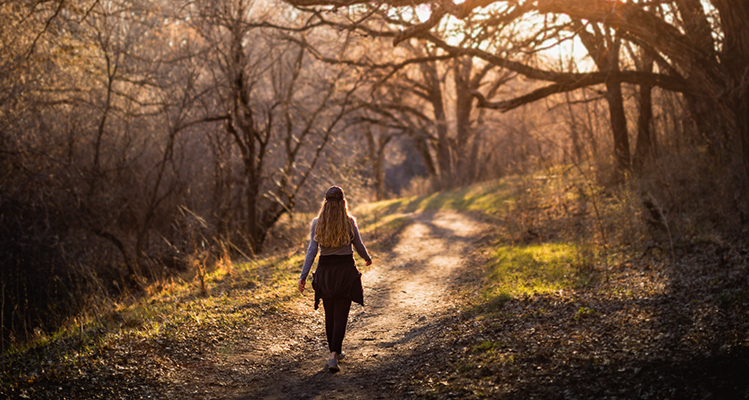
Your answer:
[351,218,372,265]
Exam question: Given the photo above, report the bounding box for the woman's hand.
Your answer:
[366,259,372,266]
[298,278,306,293]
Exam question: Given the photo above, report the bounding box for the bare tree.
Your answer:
[188,0,363,253]
[285,4,531,187]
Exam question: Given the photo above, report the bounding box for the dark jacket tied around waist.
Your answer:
[312,254,364,310]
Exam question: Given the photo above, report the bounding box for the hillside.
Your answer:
[2,176,748,399]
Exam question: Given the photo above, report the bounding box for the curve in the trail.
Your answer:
[223,211,491,400]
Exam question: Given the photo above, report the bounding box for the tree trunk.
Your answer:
[420,61,451,179]
[564,92,584,164]
[606,80,631,175]
[574,20,630,176]
[454,56,473,179]
[364,126,388,200]
[434,95,451,179]
[375,141,387,200]
[633,50,655,173]
[467,126,484,181]
[410,130,438,177]
[715,0,749,209]
[245,178,260,254]
[632,80,654,173]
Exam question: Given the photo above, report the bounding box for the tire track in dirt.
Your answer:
[221,211,491,400]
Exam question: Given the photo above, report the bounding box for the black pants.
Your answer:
[322,296,351,354]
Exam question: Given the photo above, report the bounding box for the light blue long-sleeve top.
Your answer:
[299,217,371,281]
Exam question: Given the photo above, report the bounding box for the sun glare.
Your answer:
[389,1,596,72]
[416,4,431,22]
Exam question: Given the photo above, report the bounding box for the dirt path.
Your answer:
[216,211,491,400]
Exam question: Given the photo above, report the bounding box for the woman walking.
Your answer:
[298,186,372,372]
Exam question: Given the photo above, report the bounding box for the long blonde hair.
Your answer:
[314,190,353,247]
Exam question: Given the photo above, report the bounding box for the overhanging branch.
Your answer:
[473,70,691,112]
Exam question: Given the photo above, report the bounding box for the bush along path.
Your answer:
[3,208,749,399]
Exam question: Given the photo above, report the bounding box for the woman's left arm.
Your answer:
[299,219,319,292]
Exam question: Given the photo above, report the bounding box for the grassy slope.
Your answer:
[0,251,308,398]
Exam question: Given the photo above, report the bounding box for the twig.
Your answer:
[226,240,253,261]
[648,194,675,260]
[534,127,607,245]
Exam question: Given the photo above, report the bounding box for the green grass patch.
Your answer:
[472,339,506,354]
[357,177,518,219]
[357,212,410,236]
[482,242,597,301]
[573,306,598,320]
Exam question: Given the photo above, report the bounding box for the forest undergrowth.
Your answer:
[2,168,749,399]
[386,171,749,399]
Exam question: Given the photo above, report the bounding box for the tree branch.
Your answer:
[473,70,689,112]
